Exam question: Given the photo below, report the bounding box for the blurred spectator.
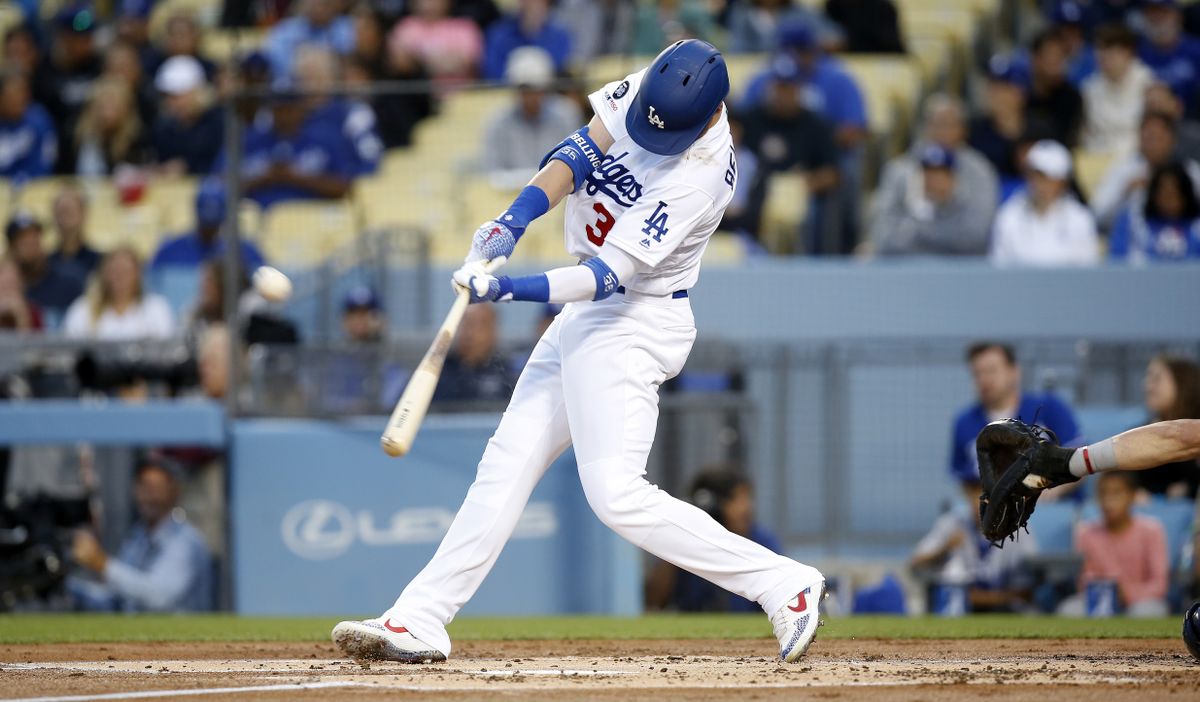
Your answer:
[152,179,266,272]
[222,0,297,27]
[555,0,633,62]
[950,341,1083,486]
[630,0,717,57]
[389,0,484,86]
[1110,161,1200,261]
[3,24,44,79]
[454,0,503,31]
[228,83,355,209]
[737,58,839,252]
[197,323,232,400]
[0,256,42,331]
[1085,0,1140,27]
[47,184,102,288]
[6,211,83,322]
[342,285,383,343]
[1091,111,1200,228]
[1050,1,1094,85]
[1144,80,1200,161]
[295,45,383,177]
[645,468,782,612]
[0,68,57,183]
[1081,24,1154,155]
[151,56,223,176]
[1026,29,1084,148]
[970,56,1032,197]
[68,457,213,612]
[182,259,249,345]
[1057,472,1169,617]
[264,0,354,77]
[878,94,999,248]
[741,21,867,253]
[1138,0,1200,106]
[433,304,514,403]
[1137,355,1200,499]
[868,145,992,256]
[910,477,1038,613]
[63,247,175,341]
[991,139,1100,266]
[823,0,905,54]
[157,11,217,79]
[717,112,760,234]
[483,0,572,81]
[346,7,433,149]
[228,51,274,125]
[481,47,581,183]
[41,6,104,173]
[727,0,839,54]
[114,0,162,76]
[69,78,154,176]
[104,40,159,129]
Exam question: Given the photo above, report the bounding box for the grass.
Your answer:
[0,614,1181,645]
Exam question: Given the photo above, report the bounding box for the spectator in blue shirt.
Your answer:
[152,56,224,175]
[152,179,266,271]
[263,0,355,78]
[225,82,356,209]
[42,6,105,174]
[645,468,784,612]
[483,0,573,81]
[1110,161,1200,261]
[950,342,1083,486]
[1138,0,1200,106]
[294,45,382,177]
[1049,1,1096,85]
[5,211,82,325]
[0,68,56,183]
[69,456,214,612]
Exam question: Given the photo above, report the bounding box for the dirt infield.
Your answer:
[2,638,1196,701]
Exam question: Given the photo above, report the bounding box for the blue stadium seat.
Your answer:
[1074,406,1144,444]
[1026,501,1078,556]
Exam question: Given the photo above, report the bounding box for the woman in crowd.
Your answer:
[62,246,174,340]
[388,0,483,88]
[1138,354,1200,499]
[70,79,153,177]
[990,139,1100,265]
[1110,162,1200,261]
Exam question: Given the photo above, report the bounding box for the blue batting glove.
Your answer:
[465,220,518,263]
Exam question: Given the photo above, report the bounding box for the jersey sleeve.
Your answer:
[587,71,642,144]
[602,184,716,269]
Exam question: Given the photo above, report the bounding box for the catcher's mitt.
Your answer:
[976,418,1077,546]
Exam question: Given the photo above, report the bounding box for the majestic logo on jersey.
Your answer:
[647,105,666,129]
[583,152,644,208]
[613,81,629,99]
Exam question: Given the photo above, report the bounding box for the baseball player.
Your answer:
[332,40,825,664]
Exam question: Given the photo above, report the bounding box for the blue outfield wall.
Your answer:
[230,415,642,616]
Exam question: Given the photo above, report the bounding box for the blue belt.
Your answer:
[615,286,688,299]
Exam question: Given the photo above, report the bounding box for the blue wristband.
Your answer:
[499,186,550,235]
[498,274,550,303]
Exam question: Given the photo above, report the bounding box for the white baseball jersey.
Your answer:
[564,70,737,295]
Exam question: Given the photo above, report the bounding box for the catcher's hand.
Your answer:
[976,418,1077,546]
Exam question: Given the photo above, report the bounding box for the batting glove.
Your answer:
[465,220,518,263]
[452,258,511,303]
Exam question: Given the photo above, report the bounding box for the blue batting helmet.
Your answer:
[1184,600,1200,661]
[626,40,729,156]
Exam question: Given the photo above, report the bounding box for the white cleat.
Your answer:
[771,580,826,663]
[331,618,446,664]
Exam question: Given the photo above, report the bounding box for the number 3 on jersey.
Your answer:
[586,203,616,246]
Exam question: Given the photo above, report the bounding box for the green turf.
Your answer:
[0,614,1180,645]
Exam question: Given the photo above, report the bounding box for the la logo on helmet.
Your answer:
[647,106,666,129]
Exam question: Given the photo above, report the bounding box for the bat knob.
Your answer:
[381,436,408,457]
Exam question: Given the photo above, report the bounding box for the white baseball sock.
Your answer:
[1068,438,1118,477]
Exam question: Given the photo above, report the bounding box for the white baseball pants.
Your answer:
[387,293,821,657]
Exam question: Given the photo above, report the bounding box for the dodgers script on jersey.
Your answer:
[566,70,737,295]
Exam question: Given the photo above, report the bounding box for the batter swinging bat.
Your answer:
[381,258,504,457]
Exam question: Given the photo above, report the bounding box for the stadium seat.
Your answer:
[202,28,268,64]
[259,200,359,268]
[1025,501,1079,556]
[760,171,810,254]
[1073,150,1118,201]
[146,177,200,236]
[1074,406,1144,444]
[702,232,747,265]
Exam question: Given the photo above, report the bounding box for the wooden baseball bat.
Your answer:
[381,258,503,457]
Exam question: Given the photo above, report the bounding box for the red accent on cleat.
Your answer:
[787,590,809,613]
[383,619,408,634]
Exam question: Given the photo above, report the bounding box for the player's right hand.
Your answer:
[465,220,518,263]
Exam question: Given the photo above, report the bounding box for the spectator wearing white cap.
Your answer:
[990,140,1100,266]
[479,47,581,186]
[151,56,223,175]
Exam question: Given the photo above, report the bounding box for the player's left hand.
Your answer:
[452,258,510,303]
[465,220,518,263]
